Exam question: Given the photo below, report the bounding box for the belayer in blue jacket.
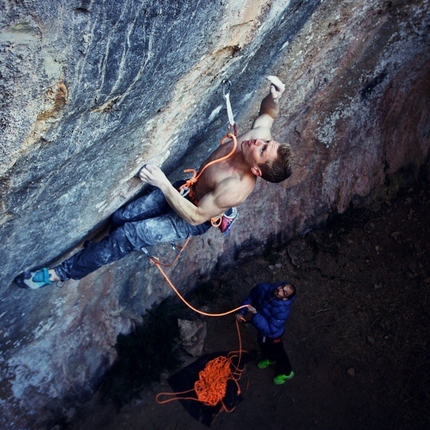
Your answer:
[237,281,296,385]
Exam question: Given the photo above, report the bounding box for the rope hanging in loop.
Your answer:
[149,254,248,317]
[153,76,249,315]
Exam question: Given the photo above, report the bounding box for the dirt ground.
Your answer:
[69,182,430,430]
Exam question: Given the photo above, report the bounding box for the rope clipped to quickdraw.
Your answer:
[156,318,247,412]
[179,79,238,227]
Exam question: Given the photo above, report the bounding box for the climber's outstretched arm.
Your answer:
[252,75,286,132]
[139,165,241,225]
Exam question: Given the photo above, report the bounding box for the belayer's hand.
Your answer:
[266,75,285,100]
[236,313,246,322]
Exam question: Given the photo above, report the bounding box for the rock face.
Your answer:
[0,0,429,428]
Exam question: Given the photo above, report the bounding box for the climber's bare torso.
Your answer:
[191,129,279,211]
[139,76,285,226]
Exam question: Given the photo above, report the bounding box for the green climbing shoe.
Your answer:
[257,359,275,369]
[273,371,295,385]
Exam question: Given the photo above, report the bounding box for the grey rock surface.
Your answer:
[0,0,429,428]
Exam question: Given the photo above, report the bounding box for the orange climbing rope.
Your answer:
[141,80,248,317]
[151,244,249,412]
[194,355,235,406]
[146,246,248,317]
[153,80,254,412]
[179,131,238,227]
[152,82,251,412]
[179,131,237,196]
[156,318,247,412]
[178,78,237,202]
[179,79,238,228]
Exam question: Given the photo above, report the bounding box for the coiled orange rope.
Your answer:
[156,319,247,412]
[194,356,233,405]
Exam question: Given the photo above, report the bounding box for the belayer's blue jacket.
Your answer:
[239,282,296,338]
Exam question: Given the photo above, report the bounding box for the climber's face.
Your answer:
[242,138,279,176]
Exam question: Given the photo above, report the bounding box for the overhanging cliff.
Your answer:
[1,0,429,428]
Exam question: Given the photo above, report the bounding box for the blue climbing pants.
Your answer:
[54,184,211,281]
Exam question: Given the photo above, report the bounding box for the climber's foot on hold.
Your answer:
[14,268,59,290]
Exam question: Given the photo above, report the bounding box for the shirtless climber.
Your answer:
[15,76,293,289]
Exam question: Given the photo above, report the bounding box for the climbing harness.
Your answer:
[178,79,239,230]
[156,318,247,412]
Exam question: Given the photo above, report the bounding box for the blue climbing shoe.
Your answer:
[14,268,52,289]
[257,359,275,369]
[273,371,295,385]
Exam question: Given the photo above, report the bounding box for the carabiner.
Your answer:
[179,186,190,197]
[222,79,232,98]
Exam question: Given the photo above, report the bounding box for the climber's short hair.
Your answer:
[259,142,293,183]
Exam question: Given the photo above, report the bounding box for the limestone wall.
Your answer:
[0,0,429,427]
